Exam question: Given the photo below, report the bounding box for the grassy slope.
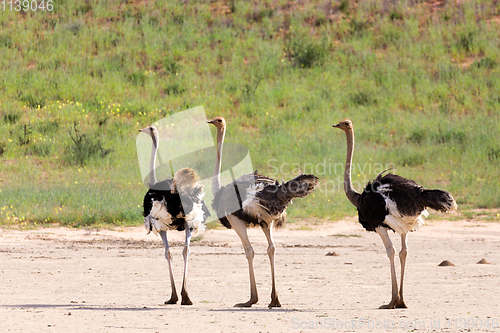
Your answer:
[0,0,499,227]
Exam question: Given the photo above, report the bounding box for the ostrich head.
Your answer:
[207,116,226,129]
[332,119,353,132]
[139,125,159,139]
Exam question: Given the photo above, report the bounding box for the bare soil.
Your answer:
[1,219,499,332]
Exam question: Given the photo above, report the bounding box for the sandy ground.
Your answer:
[1,219,499,333]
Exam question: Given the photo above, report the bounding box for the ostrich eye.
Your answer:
[218,119,221,122]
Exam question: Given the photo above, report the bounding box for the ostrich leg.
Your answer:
[229,215,258,307]
[397,233,408,308]
[376,227,400,309]
[262,222,281,307]
[180,225,193,305]
[160,230,179,304]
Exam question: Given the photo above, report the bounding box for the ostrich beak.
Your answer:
[207,120,215,124]
[332,123,340,128]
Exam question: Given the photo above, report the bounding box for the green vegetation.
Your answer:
[1,0,499,227]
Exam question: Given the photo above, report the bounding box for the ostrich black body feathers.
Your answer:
[212,171,319,229]
[143,178,210,233]
[357,172,456,233]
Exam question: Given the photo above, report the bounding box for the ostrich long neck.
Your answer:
[344,129,360,208]
[212,126,225,196]
[149,133,158,186]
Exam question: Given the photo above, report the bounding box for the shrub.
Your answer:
[65,123,112,165]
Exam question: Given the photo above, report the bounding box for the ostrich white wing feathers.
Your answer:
[184,201,206,237]
[377,184,426,234]
[240,182,275,224]
[148,200,174,235]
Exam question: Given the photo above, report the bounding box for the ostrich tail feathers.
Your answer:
[419,189,457,212]
[278,174,319,201]
[174,168,204,198]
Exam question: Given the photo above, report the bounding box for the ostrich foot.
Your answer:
[395,299,407,308]
[268,291,281,308]
[180,289,193,306]
[164,294,178,305]
[268,298,281,308]
[234,298,258,308]
[379,298,407,309]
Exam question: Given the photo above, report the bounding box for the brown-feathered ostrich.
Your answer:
[207,117,319,307]
[333,119,457,309]
[139,125,210,305]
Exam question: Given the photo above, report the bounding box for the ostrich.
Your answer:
[139,125,210,305]
[207,116,319,307]
[333,119,457,309]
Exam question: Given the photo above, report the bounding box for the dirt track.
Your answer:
[1,219,499,332]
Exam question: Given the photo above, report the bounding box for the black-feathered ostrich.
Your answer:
[208,116,319,307]
[333,119,457,309]
[139,125,210,305]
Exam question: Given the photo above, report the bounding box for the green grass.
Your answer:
[1,0,500,227]
[329,234,362,238]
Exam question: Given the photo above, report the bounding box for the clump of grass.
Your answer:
[438,100,453,115]
[393,148,427,167]
[285,34,328,68]
[164,83,186,96]
[408,129,427,144]
[432,129,467,144]
[65,122,112,165]
[389,10,404,21]
[163,58,181,75]
[435,63,459,81]
[0,34,12,47]
[18,94,45,109]
[2,112,20,124]
[96,115,109,127]
[37,119,60,134]
[246,5,275,23]
[65,21,83,35]
[205,220,223,230]
[488,147,500,162]
[165,82,186,96]
[473,57,497,69]
[456,30,476,53]
[349,17,369,36]
[350,91,375,106]
[127,71,147,87]
[29,142,53,157]
[76,2,92,15]
[338,0,349,13]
